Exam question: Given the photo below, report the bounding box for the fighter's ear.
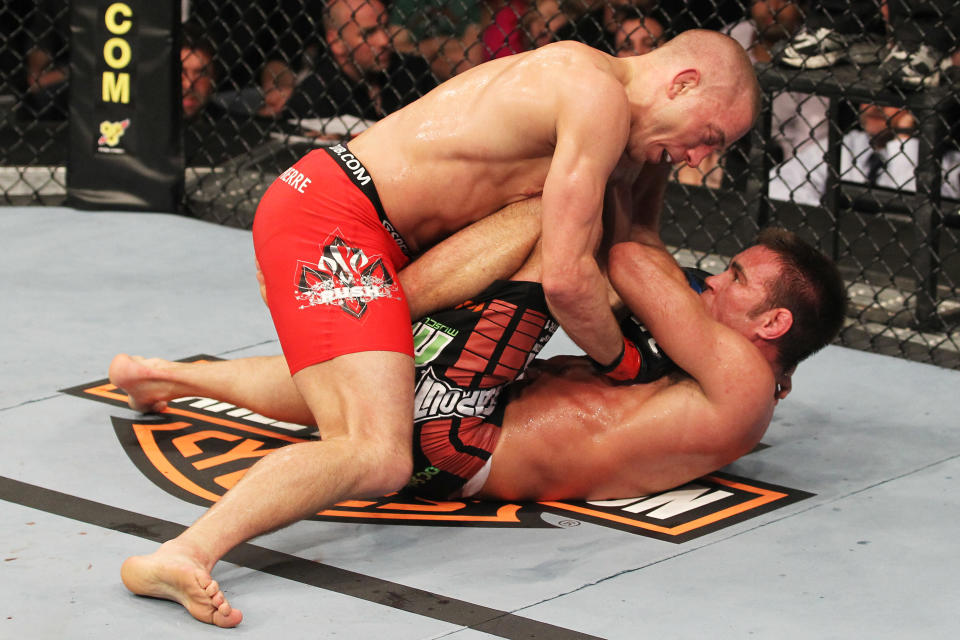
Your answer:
[667,69,700,99]
[758,307,793,341]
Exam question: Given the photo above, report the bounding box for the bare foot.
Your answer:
[108,354,176,413]
[121,542,243,627]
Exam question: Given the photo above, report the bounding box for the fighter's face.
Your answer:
[641,88,753,169]
[700,246,783,337]
[645,122,724,168]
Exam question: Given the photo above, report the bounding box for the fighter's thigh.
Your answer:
[253,185,412,372]
[401,197,543,319]
[292,350,415,446]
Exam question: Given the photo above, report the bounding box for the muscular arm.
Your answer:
[600,162,671,311]
[540,74,632,366]
[608,242,777,452]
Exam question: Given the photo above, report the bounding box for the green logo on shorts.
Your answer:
[413,317,457,365]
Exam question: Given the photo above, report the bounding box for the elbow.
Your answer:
[541,258,595,308]
[541,271,582,308]
[714,432,762,468]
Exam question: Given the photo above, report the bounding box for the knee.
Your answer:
[352,438,414,497]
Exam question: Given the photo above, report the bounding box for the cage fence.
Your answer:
[1,0,958,367]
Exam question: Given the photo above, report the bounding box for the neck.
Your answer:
[613,55,638,89]
[752,338,783,378]
[619,57,656,120]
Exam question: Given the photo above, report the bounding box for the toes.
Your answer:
[204,579,220,597]
[210,591,225,608]
[213,603,243,628]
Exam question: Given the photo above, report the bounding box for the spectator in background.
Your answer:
[179,20,279,167]
[22,0,69,120]
[257,60,297,118]
[388,0,488,80]
[609,5,663,57]
[524,1,656,53]
[482,0,531,60]
[842,105,922,191]
[726,0,803,64]
[524,0,606,49]
[184,1,320,121]
[769,102,960,205]
[180,23,217,121]
[282,0,437,138]
[466,2,661,74]
[185,1,321,103]
[181,22,261,167]
[725,0,827,163]
[677,1,829,190]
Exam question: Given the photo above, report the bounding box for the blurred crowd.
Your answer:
[5,0,960,201]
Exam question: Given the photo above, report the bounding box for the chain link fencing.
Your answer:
[1,1,958,367]
[0,0,68,203]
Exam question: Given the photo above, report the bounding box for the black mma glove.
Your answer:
[591,335,644,381]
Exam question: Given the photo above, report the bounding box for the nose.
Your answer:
[371,28,390,49]
[686,146,712,168]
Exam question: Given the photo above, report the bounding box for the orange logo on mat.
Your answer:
[61,356,813,543]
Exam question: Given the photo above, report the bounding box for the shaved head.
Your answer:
[659,29,762,127]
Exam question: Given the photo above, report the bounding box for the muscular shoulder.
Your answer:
[527,42,625,96]
[531,47,630,149]
[533,41,615,67]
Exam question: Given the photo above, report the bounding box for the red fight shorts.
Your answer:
[252,145,414,374]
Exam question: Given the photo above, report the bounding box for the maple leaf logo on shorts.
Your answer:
[295,235,398,318]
